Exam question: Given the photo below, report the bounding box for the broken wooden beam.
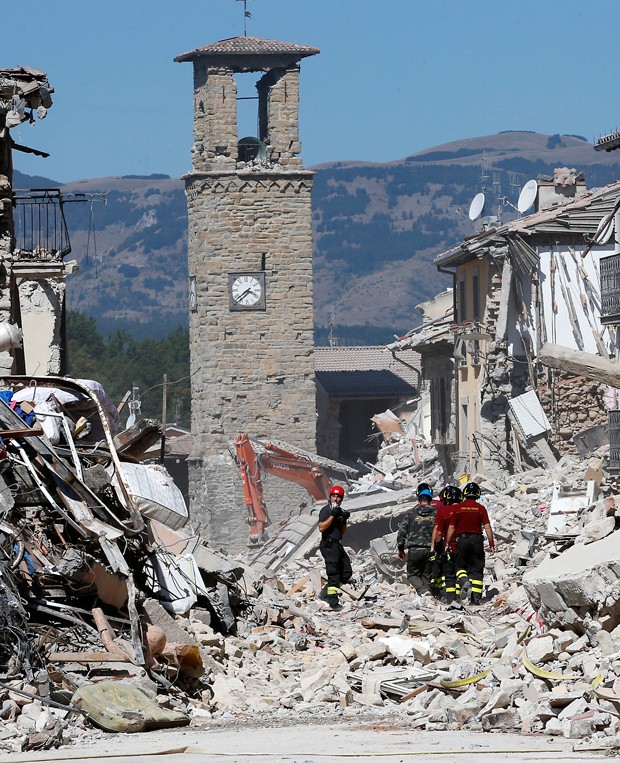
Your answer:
[47,651,131,663]
[538,342,620,386]
[0,427,44,438]
[113,418,162,461]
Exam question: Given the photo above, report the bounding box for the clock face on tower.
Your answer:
[228,272,266,311]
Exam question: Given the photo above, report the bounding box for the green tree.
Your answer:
[66,312,191,428]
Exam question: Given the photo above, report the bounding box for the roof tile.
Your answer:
[175,36,319,63]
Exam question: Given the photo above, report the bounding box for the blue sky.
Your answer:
[5,0,620,182]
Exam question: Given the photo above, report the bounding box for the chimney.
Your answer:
[536,167,586,211]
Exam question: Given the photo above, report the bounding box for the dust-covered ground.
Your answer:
[0,716,608,763]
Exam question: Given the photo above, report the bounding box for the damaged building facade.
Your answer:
[176,38,320,553]
[392,170,620,480]
[0,67,76,376]
[315,345,422,464]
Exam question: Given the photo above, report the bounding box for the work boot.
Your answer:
[326,594,342,610]
[470,593,482,606]
[318,585,328,601]
[459,579,471,602]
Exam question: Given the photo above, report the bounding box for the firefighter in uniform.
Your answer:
[318,485,352,610]
[430,485,461,605]
[396,484,436,593]
[445,481,495,606]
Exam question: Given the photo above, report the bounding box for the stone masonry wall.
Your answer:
[260,67,302,167]
[186,171,316,457]
[0,133,14,373]
[538,372,607,456]
[186,171,317,549]
[192,64,237,172]
[189,455,313,556]
[479,255,528,477]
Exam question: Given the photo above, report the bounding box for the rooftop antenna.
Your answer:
[492,171,503,222]
[328,305,338,347]
[480,152,491,193]
[236,0,253,36]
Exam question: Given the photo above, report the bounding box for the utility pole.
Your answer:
[160,373,167,464]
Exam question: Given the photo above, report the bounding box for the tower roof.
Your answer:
[175,36,320,63]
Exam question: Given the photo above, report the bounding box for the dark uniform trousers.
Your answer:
[431,540,458,603]
[320,538,352,594]
[406,547,432,593]
[455,533,485,603]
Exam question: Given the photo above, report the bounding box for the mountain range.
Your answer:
[15,131,620,344]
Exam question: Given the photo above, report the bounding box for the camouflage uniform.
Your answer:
[397,502,436,593]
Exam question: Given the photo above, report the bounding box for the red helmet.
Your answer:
[329,485,345,497]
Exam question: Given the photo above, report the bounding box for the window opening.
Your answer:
[458,276,467,322]
[472,267,480,320]
[234,72,262,162]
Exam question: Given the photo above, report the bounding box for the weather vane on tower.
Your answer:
[236,0,253,37]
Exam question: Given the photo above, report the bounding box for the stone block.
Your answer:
[479,689,511,716]
[558,698,589,720]
[352,690,384,707]
[597,630,617,657]
[527,635,555,664]
[551,629,577,653]
[210,674,246,710]
[534,582,567,613]
[481,709,520,731]
[299,667,334,695]
[357,642,388,662]
[339,643,358,662]
[411,640,431,665]
[446,701,480,727]
[566,635,589,654]
[523,530,620,629]
[142,599,194,645]
[580,517,616,544]
[562,714,594,738]
[545,717,563,735]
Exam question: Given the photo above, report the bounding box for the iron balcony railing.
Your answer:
[12,188,71,261]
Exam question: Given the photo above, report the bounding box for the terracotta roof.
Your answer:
[315,346,420,398]
[175,36,319,63]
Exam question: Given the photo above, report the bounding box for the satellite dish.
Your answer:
[594,213,615,245]
[517,179,538,213]
[468,192,485,221]
[125,413,136,429]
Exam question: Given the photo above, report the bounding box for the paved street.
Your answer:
[0,722,612,763]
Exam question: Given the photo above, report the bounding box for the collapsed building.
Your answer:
[0,67,80,377]
[389,169,620,482]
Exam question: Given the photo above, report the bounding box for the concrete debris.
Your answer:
[2,386,620,751]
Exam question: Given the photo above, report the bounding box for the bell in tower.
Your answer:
[175,36,320,553]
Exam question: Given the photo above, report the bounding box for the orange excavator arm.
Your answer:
[233,433,332,544]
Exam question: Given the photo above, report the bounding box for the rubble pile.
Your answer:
[0,375,258,751]
[2,380,620,752]
[350,412,442,495]
[235,453,620,747]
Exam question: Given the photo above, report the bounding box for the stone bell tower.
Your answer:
[175,37,319,551]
